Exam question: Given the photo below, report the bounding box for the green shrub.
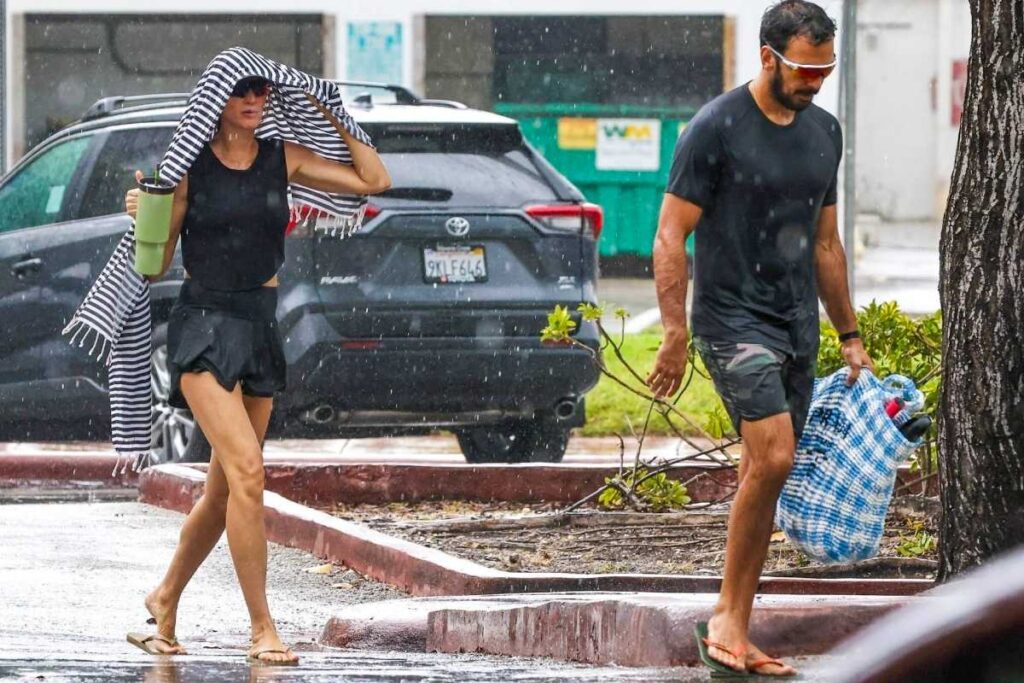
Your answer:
[598,468,692,512]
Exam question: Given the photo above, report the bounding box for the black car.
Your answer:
[0,84,601,463]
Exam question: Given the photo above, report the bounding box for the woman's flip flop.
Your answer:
[127,632,185,655]
[247,648,299,666]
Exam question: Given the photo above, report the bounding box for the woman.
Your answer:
[124,75,390,664]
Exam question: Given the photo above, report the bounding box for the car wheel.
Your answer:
[456,419,569,464]
[151,342,209,463]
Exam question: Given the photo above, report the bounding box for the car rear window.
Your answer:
[361,123,560,208]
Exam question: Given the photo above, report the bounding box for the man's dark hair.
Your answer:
[760,0,837,53]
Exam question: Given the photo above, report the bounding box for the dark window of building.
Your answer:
[24,14,324,150]
[424,15,725,111]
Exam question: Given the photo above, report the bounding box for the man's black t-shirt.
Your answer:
[666,84,842,359]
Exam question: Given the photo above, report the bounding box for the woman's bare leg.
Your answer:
[144,395,274,652]
[143,452,229,653]
[179,373,295,664]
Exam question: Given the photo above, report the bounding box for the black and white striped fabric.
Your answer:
[62,233,153,471]
[63,47,372,470]
[161,46,374,236]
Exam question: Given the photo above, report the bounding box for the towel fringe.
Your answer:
[63,320,111,362]
[112,450,156,477]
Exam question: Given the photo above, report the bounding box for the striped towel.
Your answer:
[62,47,373,470]
[161,46,374,236]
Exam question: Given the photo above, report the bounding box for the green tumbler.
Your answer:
[134,176,174,276]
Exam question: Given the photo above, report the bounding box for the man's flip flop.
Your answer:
[694,622,803,679]
[694,621,748,676]
[745,656,803,679]
[127,632,185,655]
[247,648,299,666]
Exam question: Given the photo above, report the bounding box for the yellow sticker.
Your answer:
[558,118,598,150]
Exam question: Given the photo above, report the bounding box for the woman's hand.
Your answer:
[291,94,391,195]
[124,170,143,219]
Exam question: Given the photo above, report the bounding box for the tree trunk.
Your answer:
[938,0,1024,580]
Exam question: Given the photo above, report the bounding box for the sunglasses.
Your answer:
[766,45,836,80]
[230,77,272,98]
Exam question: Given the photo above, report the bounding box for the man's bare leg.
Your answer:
[705,412,797,675]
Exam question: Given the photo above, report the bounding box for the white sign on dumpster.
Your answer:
[595,118,661,171]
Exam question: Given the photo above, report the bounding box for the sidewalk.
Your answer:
[0,500,821,681]
[0,501,403,659]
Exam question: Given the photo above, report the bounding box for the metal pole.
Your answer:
[841,0,857,300]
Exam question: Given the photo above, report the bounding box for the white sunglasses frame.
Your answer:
[765,44,837,74]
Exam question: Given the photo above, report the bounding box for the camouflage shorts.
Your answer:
[693,337,815,438]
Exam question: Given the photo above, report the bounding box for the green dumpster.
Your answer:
[495,103,696,261]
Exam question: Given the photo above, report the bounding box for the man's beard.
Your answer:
[770,69,816,112]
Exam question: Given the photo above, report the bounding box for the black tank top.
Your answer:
[182,138,290,291]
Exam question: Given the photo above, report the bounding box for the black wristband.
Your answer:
[838,330,861,343]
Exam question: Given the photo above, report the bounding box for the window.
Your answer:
[0,135,92,233]
[425,15,726,111]
[78,127,175,221]
[361,122,560,207]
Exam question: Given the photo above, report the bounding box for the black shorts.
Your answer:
[166,280,286,409]
[693,337,815,439]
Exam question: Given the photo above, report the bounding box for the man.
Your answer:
[646,1,874,677]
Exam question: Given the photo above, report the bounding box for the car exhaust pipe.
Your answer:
[554,398,578,421]
[310,404,336,425]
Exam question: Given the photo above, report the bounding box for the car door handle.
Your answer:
[12,257,43,277]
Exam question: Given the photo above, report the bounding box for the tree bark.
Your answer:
[938,0,1024,580]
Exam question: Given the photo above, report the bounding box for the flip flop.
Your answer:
[694,621,748,677]
[746,656,802,679]
[694,622,805,679]
[247,648,299,666]
[127,632,185,656]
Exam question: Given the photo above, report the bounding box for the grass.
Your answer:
[581,332,725,437]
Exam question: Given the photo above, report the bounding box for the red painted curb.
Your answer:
[139,465,934,599]
[0,454,137,487]
[260,461,933,505]
[2,451,934,501]
[262,462,737,505]
[424,595,906,666]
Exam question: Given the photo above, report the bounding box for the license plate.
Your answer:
[423,245,487,284]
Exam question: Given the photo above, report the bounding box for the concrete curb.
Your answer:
[139,465,933,598]
[318,592,908,666]
[424,593,908,666]
[261,461,737,505]
[1,449,935,500]
[0,453,137,487]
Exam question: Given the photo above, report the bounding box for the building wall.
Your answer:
[855,0,938,221]
[855,0,970,221]
[22,14,323,150]
[6,0,844,160]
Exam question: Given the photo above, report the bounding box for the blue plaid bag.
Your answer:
[776,369,923,564]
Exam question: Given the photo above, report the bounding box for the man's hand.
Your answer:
[842,338,875,386]
[647,330,689,398]
[125,170,143,219]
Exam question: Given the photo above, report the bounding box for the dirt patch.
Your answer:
[327,496,938,580]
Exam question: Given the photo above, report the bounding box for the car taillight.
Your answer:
[363,202,382,220]
[525,203,603,239]
[286,203,382,238]
[286,206,316,238]
[342,340,382,350]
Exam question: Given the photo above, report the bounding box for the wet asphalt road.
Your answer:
[0,651,715,683]
[0,501,741,682]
